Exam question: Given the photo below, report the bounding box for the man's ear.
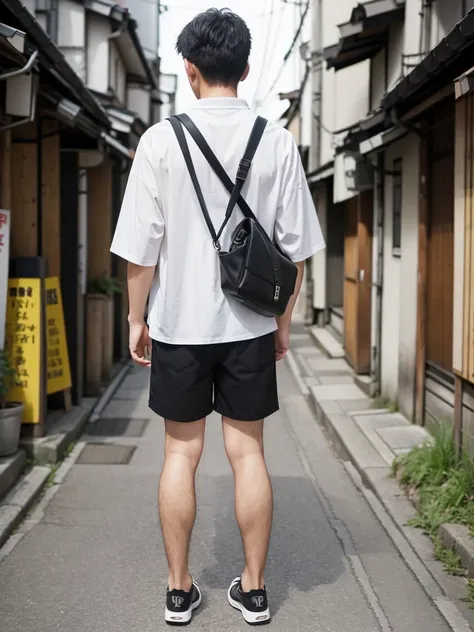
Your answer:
[184,59,197,81]
[240,64,250,83]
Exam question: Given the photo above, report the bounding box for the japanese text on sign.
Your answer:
[5,279,41,423]
[45,277,71,395]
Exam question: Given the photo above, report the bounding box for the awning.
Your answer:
[307,162,334,185]
[106,106,138,134]
[0,21,25,53]
[454,65,474,100]
[359,125,409,154]
[334,109,391,152]
[101,132,133,160]
[324,0,405,71]
[83,0,156,89]
[382,7,474,111]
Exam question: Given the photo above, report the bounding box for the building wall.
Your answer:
[311,184,328,311]
[109,42,127,104]
[57,0,86,81]
[124,0,159,60]
[432,0,463,46]
[387,22,404,91]
[381,142,401,402]
[380,134,420,410]
[371,49,386,112]
[127,86,150,126]
[320,0,369,166]
[335,61,370,131]
[320,69,336,167]
[86,13,110,94]
[397,134,420,421]
[309,0,322,172]
[403,0,423,57]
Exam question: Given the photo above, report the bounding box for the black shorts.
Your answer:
[149,333,279,422]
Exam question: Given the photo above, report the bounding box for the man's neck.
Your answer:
[198,85,238,100]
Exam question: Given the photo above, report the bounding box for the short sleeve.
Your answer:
[110,132,164,266]
[275,137,325,262]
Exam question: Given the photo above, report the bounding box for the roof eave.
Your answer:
[1,0,110,129]
[381,7,474,112]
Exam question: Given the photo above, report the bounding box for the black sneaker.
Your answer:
[228,577,271,625]
[165,579,202,625]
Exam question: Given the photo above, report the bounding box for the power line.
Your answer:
[251,0,279,108]
[255,0,309,110]
[260,3,286,95]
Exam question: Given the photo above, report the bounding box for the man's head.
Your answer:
[176,8,251,97]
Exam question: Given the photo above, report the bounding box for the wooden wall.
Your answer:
[453,94,474,382]
[41,120,61,276]
[11,122,37,258]
[0,130,11,208]
[9,119,61,277]
[87,158,112,282]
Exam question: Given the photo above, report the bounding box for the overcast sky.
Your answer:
[159,1,307,119]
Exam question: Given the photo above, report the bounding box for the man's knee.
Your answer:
[164,419,205,469]
[223,418,264,466]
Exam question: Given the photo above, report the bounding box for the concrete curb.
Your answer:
[0,450,26,499]
[285,349,473,631]
[0,362,132,554]
[19,398,97,465]
[439,523,474,579]
[0,466,50,549]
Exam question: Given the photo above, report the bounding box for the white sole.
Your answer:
[227,584,271,625]
[165,592,202,625]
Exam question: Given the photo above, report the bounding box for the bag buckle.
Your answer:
[236,158,251,181]
[274,285,280,301]
[213,240,221,252]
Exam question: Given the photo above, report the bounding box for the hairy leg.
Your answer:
[223,417,273,591]
[159,418,205,590]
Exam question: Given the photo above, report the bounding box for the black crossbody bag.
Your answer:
[168,114,298,318]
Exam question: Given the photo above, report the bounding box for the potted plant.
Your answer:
[86,275,123,390]
[0,348,24,457]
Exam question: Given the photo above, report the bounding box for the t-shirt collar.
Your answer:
[192,97,249,110]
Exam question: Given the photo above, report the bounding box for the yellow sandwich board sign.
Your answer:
[5,276,72,424]
[45,277,72,395]
[5,278,42,423]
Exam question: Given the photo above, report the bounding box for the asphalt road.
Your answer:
[0,361,452,631]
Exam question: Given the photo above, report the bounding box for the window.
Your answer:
[392,159,402,255]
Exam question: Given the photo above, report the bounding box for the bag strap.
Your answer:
[176,113,267,228]
[169,114,267,250]
[216,116,268,243]
[167,115,218,244]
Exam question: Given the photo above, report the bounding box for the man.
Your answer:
[111,8,324,626]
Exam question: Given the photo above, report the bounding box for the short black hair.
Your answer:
[176,8,251,87]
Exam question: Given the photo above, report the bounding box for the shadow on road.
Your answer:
[199,474,346,615]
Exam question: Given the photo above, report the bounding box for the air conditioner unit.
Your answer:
[343,152,373,192]
[5,72,38,119]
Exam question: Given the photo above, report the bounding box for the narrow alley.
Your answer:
[0,353,456,631]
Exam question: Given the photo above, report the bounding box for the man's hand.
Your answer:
[275,326,290,362]
[129,320,151,367]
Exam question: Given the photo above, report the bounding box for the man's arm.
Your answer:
[110,130,164,366]
[275,261,304,361]
[127,263,156,366]
[128,263,156,324]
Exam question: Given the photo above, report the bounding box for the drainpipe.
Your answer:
[373,152,385,394]
[36,115,43,258]
[78,169,88,296]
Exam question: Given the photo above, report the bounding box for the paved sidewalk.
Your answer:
[0,354,459,631]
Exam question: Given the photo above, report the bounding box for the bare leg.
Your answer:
[159,418,205,590]
[223,417,273,592]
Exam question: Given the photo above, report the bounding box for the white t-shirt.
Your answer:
[110,97,325,345]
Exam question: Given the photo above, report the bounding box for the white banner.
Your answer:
[0,209,11,350]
